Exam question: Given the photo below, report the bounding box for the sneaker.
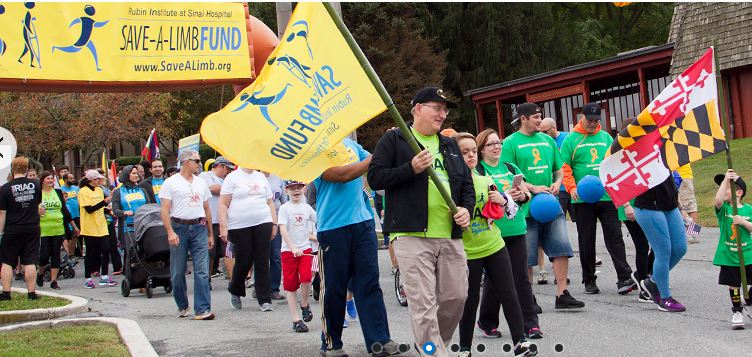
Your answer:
[617,278,637,294]
[36,274,44,287]
[537,270,548,285]
[526,327,543,339]
[301,304,313,322]
[343,318,348,328]
[687,236,700,244]
[373,341,410,357]
[293,320,309,333]
[112,269,123,275]
[595,258,603,266]
[0,293,10,301]
[231,295,242,309]
[533,295,542,314]
[92,271,100,277]
[211,270,222,278]
[640,278,661,303]
[252,289,257,298]
[476,321,502,338]
[224,270,229,279]
[553,278,571,285]
[346,299,357,319]
[28,292,40,300]
[195,311,216,320]
[514,339,537,356]
[732,308,745,330]
[260,302,274,312]
[99,276,117,286]
[14,272,23,281]
[50,281,60,290]
[178,307,190,318]
[70,256,79,262]
[638,290,652,303]
[319,349,349,357]
[658,297,686,312]
[245,277,253,288]
[85,279,95,289]
[312,286,320,302]
[458,347,472,357]
[391,266,398,275]
[271,292,286,300]
[585,281,600,294]
[555,289,585,309]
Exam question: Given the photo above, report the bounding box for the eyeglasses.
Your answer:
[422,104,450,115]
[484,141,502,147]
[540,127,553,134]
[187,159,201,164]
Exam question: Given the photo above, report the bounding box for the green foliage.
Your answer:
[199,144,218,164]
[247,2,278,32]
[169,85,232,140]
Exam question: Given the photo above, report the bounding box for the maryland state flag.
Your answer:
[201,2,387,182]
[600,47,727,207]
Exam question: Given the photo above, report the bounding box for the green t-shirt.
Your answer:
[463,175,505,260]
[40,191,65,237]
[500,132,563,217]
[560,130,613,203]
[392,128,453,239]
[479,160,527,236]
[713,203,752,266]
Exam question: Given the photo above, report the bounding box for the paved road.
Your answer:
[28,221,752,356]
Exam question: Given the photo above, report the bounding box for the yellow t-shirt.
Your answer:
[676,164,693,179]
[78,186,109,237]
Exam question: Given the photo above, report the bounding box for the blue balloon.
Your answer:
[578,175,605,203]
[529,193,559,223]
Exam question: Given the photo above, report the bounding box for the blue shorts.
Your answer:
[525,206,573,267]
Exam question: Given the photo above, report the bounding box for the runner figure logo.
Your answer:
[52,4,109,72]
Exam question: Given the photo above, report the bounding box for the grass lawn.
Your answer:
[0,325,130,357]
[691,137,752,227]
[0,292,69,312]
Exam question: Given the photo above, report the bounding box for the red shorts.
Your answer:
[281,248,313,291]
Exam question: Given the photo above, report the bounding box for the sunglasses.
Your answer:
[187,159,201,164]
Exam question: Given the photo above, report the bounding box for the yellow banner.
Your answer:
[0,2,251,81]
[201,2,386,182]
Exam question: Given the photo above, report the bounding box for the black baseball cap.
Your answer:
[412,87,458,108]
[582,103,602,120]
[714,174,747,198]
[517,103,541,119]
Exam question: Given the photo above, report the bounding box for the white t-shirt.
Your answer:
[159,174,211,220]
[278,202,317,252]
[198,171,223,221]
[221,169,273,230]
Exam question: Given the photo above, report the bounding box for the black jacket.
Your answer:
[367,125,475,238]
[138,177,159,203]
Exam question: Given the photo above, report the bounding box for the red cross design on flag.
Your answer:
[600,132,670,207]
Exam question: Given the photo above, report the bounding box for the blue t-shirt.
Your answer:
[314,139,371,232]
[60,185,80,218]
[151,177,165,204]
[118,186,148,230]
[555,131,569,191]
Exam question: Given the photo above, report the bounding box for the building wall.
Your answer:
[726,65,752,139]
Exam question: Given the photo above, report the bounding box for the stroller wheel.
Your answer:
[164,282,172,294]
[394,267,408,307]
[69,268,76,279]
[146,284,154,298]
[121,278,130,297]
[62,270,69,279]
[43,270,52,282]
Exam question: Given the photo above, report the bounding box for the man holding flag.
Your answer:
[600,47,729,312]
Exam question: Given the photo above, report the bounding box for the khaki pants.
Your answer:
[393,236,468,357]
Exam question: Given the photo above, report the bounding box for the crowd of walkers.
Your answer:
[1,86,751,357]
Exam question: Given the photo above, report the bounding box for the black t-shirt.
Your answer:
[0,177,43,234]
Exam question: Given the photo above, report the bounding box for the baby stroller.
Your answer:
[121,204,172,298]
[394,266,408,307]
[43,247,76,281]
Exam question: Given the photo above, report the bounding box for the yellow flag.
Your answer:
[200,2,386,182]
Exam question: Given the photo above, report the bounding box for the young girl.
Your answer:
[453,132,536,357]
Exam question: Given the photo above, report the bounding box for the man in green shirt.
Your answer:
[500,103,584,310]
[560,103,635,295]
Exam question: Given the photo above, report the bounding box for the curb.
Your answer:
[0,287,88,325]
[0,317,158,357]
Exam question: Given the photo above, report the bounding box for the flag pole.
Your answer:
[713,40,747,300]
[322,2,462,218]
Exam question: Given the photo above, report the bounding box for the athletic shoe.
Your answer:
[301,304,313,322]
[687,236,700,244]
[533,296,542,314]
[252,289,257,298]
[112,269,123,275]
[458,347,471,357]
[92,271,100,277]
[526,327,543,339]
[231,295,242,309]
[391,266,398,275]
[475,321,502,338]
[195,311,215,320]
[585,281,600,294]
[595,258,603,266]
[211,270,222,278]
[732,308,745,330]
[537,270,548,285]
[343,319,348,328]
[0,293,10,301]
[27,292,40,300]
[312,285,320,302]
[293,320,309,333]
[617,278,637,294]
[271,292,286,300]
[553,278,571,285]
[373,341,410,357]
[50,281,60,290]
[658,297,686,312]
[245,277,253,288]
[638,290,652,303]
[224,270,229,280]
[555,289,585,309]
[85,279,95,289]
[346,299,357,319]
[514,339,537,356]
[319,349,349,357]
[70,256,79,262]
[14,272,23,281]
[640,278,661,303]
[99,276,117,286]
[178,307,190,318]
[36,274,44,287]
[260,302,274,312]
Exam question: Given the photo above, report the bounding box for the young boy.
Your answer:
[278,180,317,333]
[713,169,752,329]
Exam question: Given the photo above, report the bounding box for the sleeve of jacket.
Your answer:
[111,188,126,218]
[138,179,156,202]
[563,163,577,193]
[55,189,73,224]
[367,130,418,190]
[142,187,154,204]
